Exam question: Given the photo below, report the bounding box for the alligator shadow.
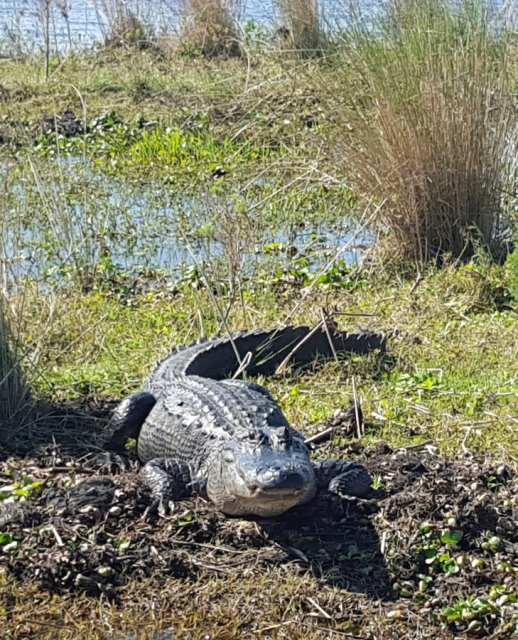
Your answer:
[0,397,114,457]
[252,492,393,600]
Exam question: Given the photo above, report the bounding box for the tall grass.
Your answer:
[0,172,31,443]
[181,0,241,56]
[331,0,516,264]
[0,299,30,439]
[89,0,154,47]
[276,0,322,53]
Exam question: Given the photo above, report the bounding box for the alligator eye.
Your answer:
[275,426,291,443]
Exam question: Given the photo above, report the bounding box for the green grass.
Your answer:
[10,257,518,461]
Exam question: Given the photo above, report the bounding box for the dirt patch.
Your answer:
[38,109,85,137]
[1,446,518,638]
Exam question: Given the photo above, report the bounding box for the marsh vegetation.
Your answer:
[2,0,518,637]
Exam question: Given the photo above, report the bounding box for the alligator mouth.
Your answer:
[220,491,310,517]
[245,484,307,499]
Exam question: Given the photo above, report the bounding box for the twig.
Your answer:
[260,620,296,633]
[304,426,334,445]
[399,440,435,451]
[307,597,332,619]
[232,351,252,379]
[275,320,324,374]
[333,312,380,317]
[380,530,388,554]
[190,559,231,574]
[20,620,73,631]
[197,309,205,338]
[408,272,423,295]
[320,308,339,364]
[51,525,63,547]
[352,375,362,439]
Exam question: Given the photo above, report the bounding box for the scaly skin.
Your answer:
[107,325,385,517]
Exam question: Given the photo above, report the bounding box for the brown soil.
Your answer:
[1,444,518,639]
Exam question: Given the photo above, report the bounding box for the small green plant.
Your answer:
[371,476,385,491]
[111,537,131,552]
[174,509,195,527]
[419,521,463,574]
[481,534,501,552]
[488,585,518,605]
[0,477,43,503]
[437,596,498,630]
[0,533,21,555]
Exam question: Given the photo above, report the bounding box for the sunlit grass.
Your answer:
[325,0,516,264]
[10,256,518,462]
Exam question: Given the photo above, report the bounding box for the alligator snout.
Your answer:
[243,465,310,493]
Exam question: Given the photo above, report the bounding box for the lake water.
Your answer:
[0,0,384,54]
[1,0,514,55]
[2,158,372,284]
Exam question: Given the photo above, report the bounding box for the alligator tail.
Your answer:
[145,325,386,392]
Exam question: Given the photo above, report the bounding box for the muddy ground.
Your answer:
[1,441,518,639]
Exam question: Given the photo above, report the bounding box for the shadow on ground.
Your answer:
[0,397,116,455]
[3,445,518,637]
[0,441,393,600]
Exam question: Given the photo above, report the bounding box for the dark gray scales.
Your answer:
[107,325,385,517]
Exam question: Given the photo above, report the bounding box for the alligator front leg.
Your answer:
[140,458,204,517]
[312,459,372,498]
[107,392,156,452]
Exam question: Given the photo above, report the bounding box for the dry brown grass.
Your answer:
[276,0,322,53]
[181,0,241,57]
[0,170,31,440]
[0,301,30,433]
[328,0,515,265]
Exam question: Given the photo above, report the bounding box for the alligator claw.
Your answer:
[158,499,176,518]
[143,500,157,519]
[143,496,176,519]
[328,467,372,498]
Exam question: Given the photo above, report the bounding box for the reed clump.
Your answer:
[88,0,154,49]
[0,299,31,445]
[181,0,241,57]
[330,0,515,265]
[276,0,322,54]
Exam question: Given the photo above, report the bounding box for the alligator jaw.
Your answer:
[219,485,316,517]
[210,465,317,517]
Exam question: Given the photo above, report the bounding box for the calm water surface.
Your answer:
[0,0,382,53]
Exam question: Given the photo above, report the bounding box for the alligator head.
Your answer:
[206,425,316,517]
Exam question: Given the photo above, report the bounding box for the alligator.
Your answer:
[107,325,385,518]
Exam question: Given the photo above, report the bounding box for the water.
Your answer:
[2,162,372,285]
[0,0,386,54]
[0,0,513,56]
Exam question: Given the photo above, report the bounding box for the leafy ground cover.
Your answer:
[2,255,518,638]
